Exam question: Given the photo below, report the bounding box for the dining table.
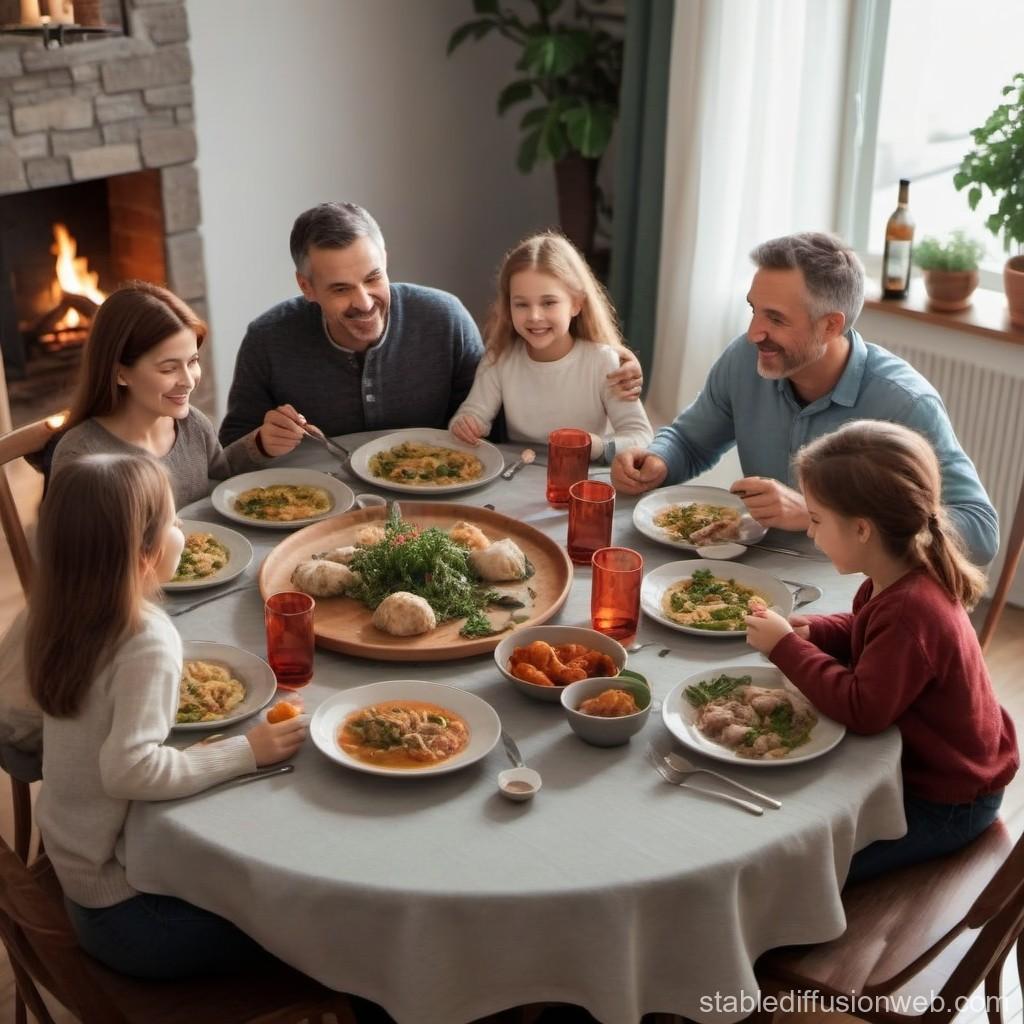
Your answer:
[125,431,906,1024]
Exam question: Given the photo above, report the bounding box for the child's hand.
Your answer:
[246,713,307,766]
[450,415,485,446]
[259,404,306,457]
[789,614,812,640]
[744,607,793,655]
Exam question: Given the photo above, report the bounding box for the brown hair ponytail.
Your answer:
[795,420,986,609]
[26,454,174,717]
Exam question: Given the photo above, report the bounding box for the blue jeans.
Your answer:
[845,789,1004,887]
[66,892,271,979]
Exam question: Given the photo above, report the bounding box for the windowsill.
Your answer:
[863,280,1024,347]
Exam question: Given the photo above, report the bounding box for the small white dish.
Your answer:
[498,766,542,801]
[662,663,846,766]
[640,559,793,638]
[348,428,505,494]
[163,520,253,591]
[211,468,354,530]
[633,484,767,552]
[310,680,501,777]
[174,641,278,732]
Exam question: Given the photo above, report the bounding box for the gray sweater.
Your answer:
[219,283,484,445]
[51,408,268,508]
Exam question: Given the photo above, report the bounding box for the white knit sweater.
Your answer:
[37,606,256,908]
[450,341,654,460]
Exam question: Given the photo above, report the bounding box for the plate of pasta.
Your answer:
[640,560,793,637]
[163,521,253,592]
[633,485,767,552]
[173,641,278,732]
[211,469,355,529]
[348,428,504,494]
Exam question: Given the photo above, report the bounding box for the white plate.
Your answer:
[633,485,767,554]
[348,428,504,494]
[211,469,354,529]
[640,559,793,638]
[310,680,501,777]
[662,663,846,767]
[163,520,254,592]
[174,641,278,732]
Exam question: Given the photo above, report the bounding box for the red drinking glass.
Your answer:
[590,547,643,643]
[265,591,315,689]
[546,428,591,507]
[567,479,615,565]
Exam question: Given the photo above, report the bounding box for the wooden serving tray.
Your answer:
[259,502,573,661]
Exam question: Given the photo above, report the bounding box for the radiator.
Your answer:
[887,341,1024,598]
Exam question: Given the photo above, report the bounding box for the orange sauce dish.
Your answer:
[338,700,470,769]
[578,689,640,718]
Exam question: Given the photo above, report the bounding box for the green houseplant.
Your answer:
[447,0,623,258]
[953,71,1024,327]
[913,231,986,311]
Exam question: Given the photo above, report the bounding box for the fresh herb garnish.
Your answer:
[684,673,751,707]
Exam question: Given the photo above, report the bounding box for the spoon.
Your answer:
[498,730,541,801]
[501,449,536,480]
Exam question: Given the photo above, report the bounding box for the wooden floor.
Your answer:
[0,464,1020,1023]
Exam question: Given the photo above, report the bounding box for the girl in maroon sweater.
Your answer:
[745,420,1017,885]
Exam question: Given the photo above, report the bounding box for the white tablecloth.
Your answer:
[125,433,905,1024]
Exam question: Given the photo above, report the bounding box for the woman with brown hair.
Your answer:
[51,281,307,506]
[744,420,1017,884]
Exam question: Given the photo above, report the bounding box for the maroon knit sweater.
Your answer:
[770,569,1018,804]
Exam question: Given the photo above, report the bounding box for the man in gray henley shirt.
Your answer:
[220,203,484,445]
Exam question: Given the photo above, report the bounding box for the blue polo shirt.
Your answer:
[647,330,998,564]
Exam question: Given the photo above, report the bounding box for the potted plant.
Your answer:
[447,0,623,259]
[954,71,1024,327]
[913,231,986,311]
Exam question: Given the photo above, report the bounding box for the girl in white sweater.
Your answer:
[27,454,306,978]
[450,232,653,462]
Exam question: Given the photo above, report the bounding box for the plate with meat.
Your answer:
[662,664,845,766]
[633,485,767,552]
[310,679,501,777]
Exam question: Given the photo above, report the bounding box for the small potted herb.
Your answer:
[913,231,986,311]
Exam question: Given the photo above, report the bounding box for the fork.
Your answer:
[647,750,764,816]
[662,750,781,809]
[301,423,351,461]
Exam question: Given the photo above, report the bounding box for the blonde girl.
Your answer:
[449,232,652,461]
[745,421,1017,884]
[50,281,308,507]
[28,454,305,977]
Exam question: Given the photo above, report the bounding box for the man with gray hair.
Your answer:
[219,202,485,445]
[612,231,998,563]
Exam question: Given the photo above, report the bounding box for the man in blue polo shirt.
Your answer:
[611,232,998,564]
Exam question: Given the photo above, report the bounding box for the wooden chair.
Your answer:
[978,472,1024,652]
[754,821,1024,1024]
[0,413,66,597]
[0,835,359,1024]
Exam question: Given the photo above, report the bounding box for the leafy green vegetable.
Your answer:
[684,673,751,707]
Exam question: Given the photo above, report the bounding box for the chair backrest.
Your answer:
[978,470,1024,652]
[0,414,67,597]
[0,838,130,1023]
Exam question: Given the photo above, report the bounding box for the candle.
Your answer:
[19,0,42,25]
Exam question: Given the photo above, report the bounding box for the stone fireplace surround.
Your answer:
[0,0,213,423]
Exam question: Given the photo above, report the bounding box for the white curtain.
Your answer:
[648,0,852,480]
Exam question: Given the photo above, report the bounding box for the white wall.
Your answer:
[186,0,558,414]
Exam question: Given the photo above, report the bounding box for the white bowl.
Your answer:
[163,520,253,592]
[494,625,627,703]
[174,641,278,732]
[560,675,652,746]
[633,484,767,553]
[211,469,355,529]
[348,428,505,494]
[640,560,793,638]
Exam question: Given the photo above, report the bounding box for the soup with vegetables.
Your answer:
[234,484,332,522]
[661,569,768,631]
[339,701,470,768]
[173,532,229,582]
[369,442,483,486]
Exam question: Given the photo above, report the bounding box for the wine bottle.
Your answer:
[882,179,915,299]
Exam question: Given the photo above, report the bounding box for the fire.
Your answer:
[50,222,105,330]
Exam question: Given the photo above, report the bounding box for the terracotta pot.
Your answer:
[1005,255,1024,329]
[923,269,979,311]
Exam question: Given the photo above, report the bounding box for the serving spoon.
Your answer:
[501,449,536,480]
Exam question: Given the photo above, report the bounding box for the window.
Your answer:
[844,0,1024,284]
